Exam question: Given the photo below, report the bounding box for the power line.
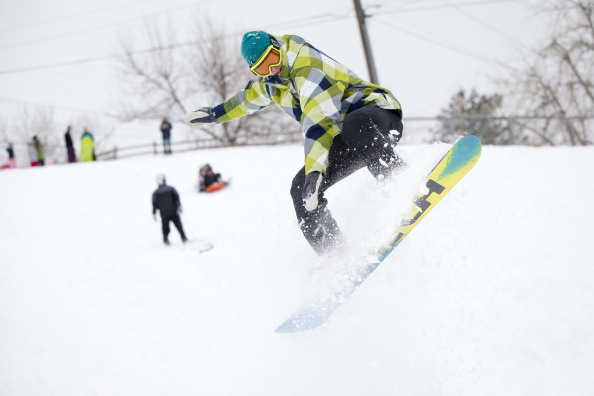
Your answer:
[373,17,499,64]
[0,7,354,75]
[0,97,119,118]
[0,0,165,33]
[0,54,122,75]
[6,2,518,76]
[0,0,213,51]
[439,0,531,51]
[373,0,517,15]
[256,4,353,31]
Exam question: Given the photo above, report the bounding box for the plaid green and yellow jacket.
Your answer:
[211,34,402,175]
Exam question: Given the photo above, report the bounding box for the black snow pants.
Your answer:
[161,213,188,243]
[290,106,404,255]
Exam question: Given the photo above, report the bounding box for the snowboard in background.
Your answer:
[167,239,213,253]
[276,136,482,333]
[190,240,213,253]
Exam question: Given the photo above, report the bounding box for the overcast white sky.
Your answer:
[0,0,548,138]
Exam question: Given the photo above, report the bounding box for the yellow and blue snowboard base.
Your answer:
[275,136,482,333]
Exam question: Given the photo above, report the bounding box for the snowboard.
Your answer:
[190,240,214,253]
[167,239,213,253]
[275,136,482,333]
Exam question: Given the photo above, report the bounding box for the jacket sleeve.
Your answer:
[211,80,274,123]
[172,188,181,210]
[152,192,158,214]
[293,65,345,175]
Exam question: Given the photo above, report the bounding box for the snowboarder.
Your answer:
[198,164,227,192]
[184,31,404,255]
[160,116,173,155]
[80,129,95,162]
[152,174,188,245]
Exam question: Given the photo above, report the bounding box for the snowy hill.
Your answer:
[1,142,593,395]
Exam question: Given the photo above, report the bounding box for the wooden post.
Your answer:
[353,0,379,84]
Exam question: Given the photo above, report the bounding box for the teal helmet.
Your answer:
[241,31,273,66]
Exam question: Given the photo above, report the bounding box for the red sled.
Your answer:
[204,182,227,193]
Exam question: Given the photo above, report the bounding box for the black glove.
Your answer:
[302,171,323,211]
[184,107,213,128]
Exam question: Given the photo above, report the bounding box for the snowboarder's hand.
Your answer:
[184,107,213,128]
[303,171,323,211]
[177,206,182,214]
[153,213,157,222]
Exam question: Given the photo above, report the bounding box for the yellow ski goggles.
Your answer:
[250,45,282,77]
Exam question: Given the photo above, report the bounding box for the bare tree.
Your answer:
[116,19,192,120]
[189,18,300,145]
[115,17,300,146]
[504,0,594,145]
[188,19,251,145]
[12,106,63,162]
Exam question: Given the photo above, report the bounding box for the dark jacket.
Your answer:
[152,184,181,216]
[160,120,172,138]
[65,131,74,148]
[199,171,221,192]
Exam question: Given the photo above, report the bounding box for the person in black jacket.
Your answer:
[65,126,76,163]
[160,116,172,155]
[152,174,188,245]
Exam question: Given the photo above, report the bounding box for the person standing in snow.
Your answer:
[80,128,95,162]
[160,116,173,155]
[184,31,404,255]
[31,136,45,166]
[27,141,38,167]
[6,143,16,168]
[65,126,77,163]
[152,174,188,245]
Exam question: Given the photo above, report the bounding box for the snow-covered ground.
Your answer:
[1,141,593,395]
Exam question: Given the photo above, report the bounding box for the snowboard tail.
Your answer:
[372,135,481,265]
[275,136,482,333]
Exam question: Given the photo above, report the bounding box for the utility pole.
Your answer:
[353,0,379,84]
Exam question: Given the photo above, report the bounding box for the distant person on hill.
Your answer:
[6,143,16,168]
[31,136,45,166]
[198,164,228,192]
[152,174,188,245]
[160,116,173,155]
[27,141,38,167]
[80,129,95,162]
[65,126,77,163]
[184,31,403,255]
